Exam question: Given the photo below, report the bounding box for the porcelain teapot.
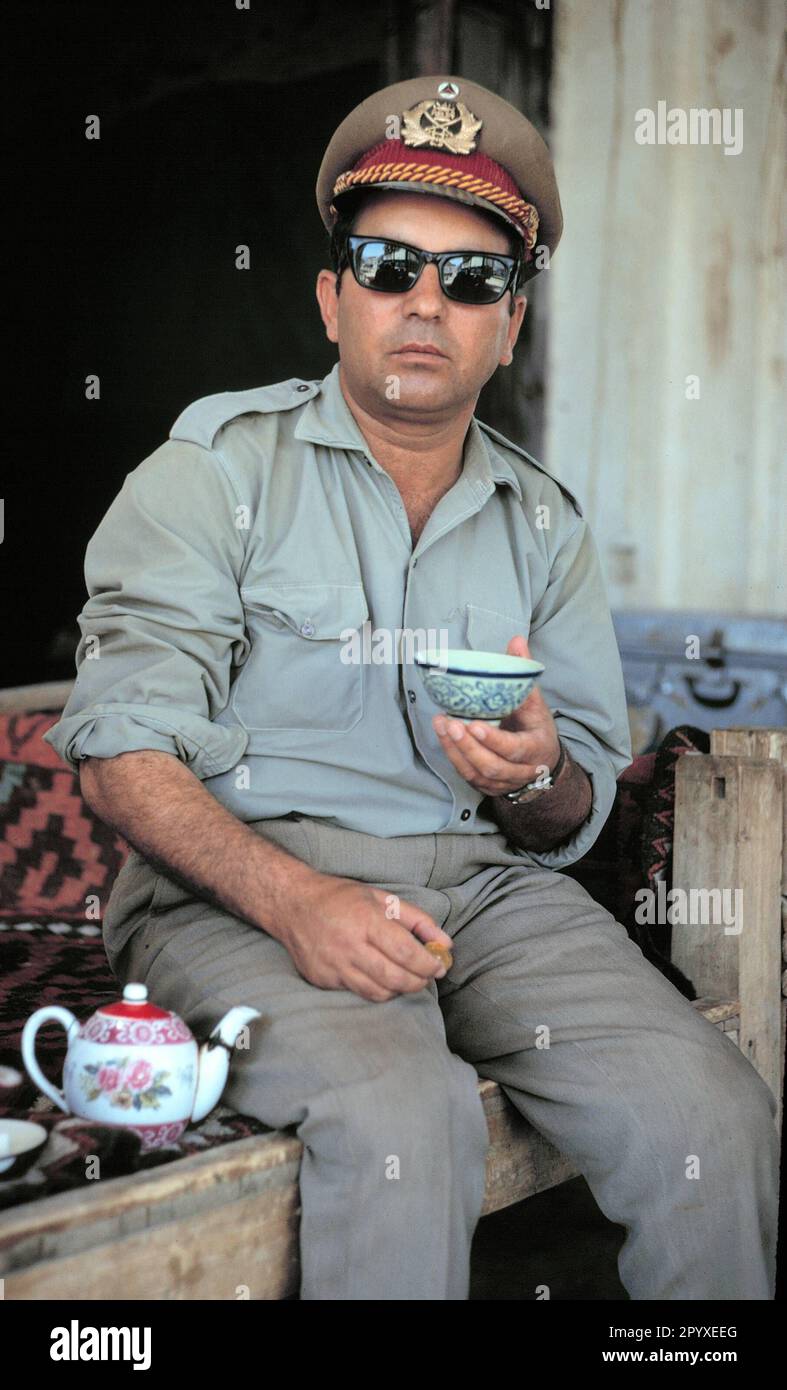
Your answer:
[21,983,261,1151]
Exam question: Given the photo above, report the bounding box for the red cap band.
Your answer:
[332,139,540,258]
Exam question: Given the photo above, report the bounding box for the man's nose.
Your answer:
[404,261,444,314]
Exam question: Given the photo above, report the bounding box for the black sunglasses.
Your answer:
[339,234,520,305]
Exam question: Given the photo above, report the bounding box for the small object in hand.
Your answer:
[424,941,453,971]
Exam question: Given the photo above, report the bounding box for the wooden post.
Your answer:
[709,729,787,1137]
[673,748,783,1131]
[710,730,787,892]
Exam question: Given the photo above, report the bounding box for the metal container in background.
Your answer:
[612,612,787,753]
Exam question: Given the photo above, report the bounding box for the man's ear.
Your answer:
[316,269,340,344]
[500,293,527,365]
[510,290,527,321]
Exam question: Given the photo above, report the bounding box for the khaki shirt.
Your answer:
[44,361,632,870]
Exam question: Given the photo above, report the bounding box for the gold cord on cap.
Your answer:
[332,163,540,251]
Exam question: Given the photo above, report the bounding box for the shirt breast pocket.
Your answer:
[232,582,369,733]
[465,603,526,658]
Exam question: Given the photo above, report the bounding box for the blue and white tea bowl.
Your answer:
[414,648,545,724]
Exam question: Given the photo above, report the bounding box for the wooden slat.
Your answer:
[689,998,741,1026]
[711,730,787,896]
[673,754,783,1124]
[0,1131,302,1262]
[478,1080,580,1214]
[0,1001,738,1299]
[708,731,786,1137]
[673,756,745,998]
[4,1185,301,1301]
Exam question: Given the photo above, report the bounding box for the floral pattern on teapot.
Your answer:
[78,1056,196,1111]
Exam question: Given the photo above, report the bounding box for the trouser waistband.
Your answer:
[248,814,532,893]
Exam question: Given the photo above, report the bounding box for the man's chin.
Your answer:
[384,385,461,418]
[377,364,467,414]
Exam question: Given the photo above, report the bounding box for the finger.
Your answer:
[434,727,493,785]
[435,722,535,785]
[502,635,550,713]
[370,891,451,968]
[510,685,550,720]
[435,725,548,793]
[394,899,452,948]
[342,964,397,1003]
[451,718,546,763]
[369,919,449,980]
[355,942,439,993]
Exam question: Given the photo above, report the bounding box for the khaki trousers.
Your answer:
[103,815,779,1301]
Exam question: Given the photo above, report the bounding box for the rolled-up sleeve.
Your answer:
[43,439,251,779]
[524,515,632,870]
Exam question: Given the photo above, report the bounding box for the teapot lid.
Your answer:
[99,983,174,1020]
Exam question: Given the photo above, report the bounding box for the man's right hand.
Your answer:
[280,874,454,1002]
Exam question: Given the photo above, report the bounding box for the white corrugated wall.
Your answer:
[545,0,785,615]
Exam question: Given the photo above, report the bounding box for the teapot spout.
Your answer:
[214,1005,263,1050]
[192,1006,262,1124]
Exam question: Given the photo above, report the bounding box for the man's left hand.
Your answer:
[431,635,561,797]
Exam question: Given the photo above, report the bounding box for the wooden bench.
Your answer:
[1,682,783,1298]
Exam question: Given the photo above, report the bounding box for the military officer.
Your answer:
[44,76,778,1302]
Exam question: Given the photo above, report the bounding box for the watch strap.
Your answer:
[504,742,567,802]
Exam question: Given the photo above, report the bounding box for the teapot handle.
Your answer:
[21,1007,80,1114]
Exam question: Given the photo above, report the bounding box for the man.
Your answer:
[44,76,778,1300]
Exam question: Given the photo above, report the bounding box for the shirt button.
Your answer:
[407,689,416,703]
[460,809,471,821]
[296,383,310,392]
[300,620,316,636]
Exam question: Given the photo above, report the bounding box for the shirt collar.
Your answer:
[294,361,523,502]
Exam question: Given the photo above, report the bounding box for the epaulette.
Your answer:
[169,378,320,449]
[476,418,584,518]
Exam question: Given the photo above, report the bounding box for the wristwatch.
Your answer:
[503,742,567,804]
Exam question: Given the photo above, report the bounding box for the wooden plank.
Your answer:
[4,1185,301,1301]
[673,754,782,1123]
[711,728,787,760]
[0,1003,739,1298]
[738,762,784,1129]
[690,998,741,1026]
[0,1132,303,1272]
[673,756,745,998]
[711,730,787,895]
[479,1082,580,1215]
[709,729,786,1137]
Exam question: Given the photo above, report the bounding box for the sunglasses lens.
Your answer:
[346,239,515,302]
[352,240,419,293]
[442,255,512,304]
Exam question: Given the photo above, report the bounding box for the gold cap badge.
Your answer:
[401,94,483,156]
